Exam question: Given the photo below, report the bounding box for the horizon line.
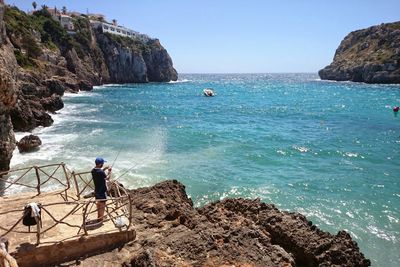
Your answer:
[178,72,319,75]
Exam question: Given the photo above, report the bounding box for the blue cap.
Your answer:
[95,157,107,165]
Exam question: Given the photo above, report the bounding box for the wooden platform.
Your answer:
[11,230,135,267]
[0,188,134,266]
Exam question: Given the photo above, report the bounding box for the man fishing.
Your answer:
[91,157,112,223]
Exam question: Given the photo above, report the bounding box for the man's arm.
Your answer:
[103,166,112,180]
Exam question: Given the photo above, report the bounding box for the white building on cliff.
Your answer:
[90,20,149,41]
[47,8,75,32]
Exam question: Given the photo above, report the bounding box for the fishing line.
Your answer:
[111,145,124,168]
[112,147,159,181]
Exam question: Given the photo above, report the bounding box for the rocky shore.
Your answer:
[70,180,370,266]
[319,21,400,84]
[0,2,177,172]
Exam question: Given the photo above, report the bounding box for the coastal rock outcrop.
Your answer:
[0,0,18,172]
[73,180,370,267]
[95,32,178,83]
[143,39,178,82]
[17,134,41,152]
[10,95,53,131]
[96,32,148,83]
[319,21,400,83]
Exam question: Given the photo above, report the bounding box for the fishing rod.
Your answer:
[111,145,124,168]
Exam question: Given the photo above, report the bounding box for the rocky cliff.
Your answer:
[96,33,177,83]
[0,0,18,172]
[71,180,370,267]
[0,5,177,171]
[319,21,400,83]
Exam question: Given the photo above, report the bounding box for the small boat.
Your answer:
[203,88,215,97]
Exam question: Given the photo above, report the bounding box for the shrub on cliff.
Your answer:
[13,49,33,68]
[21,34,41,58]
[104,32,151,54]
[71,16,92,57]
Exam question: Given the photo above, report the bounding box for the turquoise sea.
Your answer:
[11,74,400,266]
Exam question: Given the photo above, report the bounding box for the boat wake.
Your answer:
[168,79,192,84]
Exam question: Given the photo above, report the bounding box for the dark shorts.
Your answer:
[95,191,107,201]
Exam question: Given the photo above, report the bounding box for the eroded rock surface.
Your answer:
[71,180,370,267]
[0,0,17,172]
[17,134,41,152]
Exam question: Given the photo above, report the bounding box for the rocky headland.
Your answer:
[0,2,177,172]
[68,180,370,266]
[319,21,400,83]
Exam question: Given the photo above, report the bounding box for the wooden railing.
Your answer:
[0,163,71,199]
[71,171,93,200]
[0,195,133,245]
[0,163,133,246]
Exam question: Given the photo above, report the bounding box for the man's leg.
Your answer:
[97,201,106,221]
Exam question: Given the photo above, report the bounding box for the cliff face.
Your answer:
[0,0,18,172]
[73,180,370,267]
[0,5,178,171]
[96,32,148,83]
[319,21,400,84]
[96,33,178,83]
[143,39,179,82]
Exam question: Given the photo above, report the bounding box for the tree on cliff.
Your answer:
[62,6,67,15]
[32,1,37,10]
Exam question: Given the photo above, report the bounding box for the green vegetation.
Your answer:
[387,22,400,31]
[3,5,155,70]
[21,34,42,58]
[4,6,74,67]
[13,49,35,68]
[72,16,92,57]
[104,32,151,54]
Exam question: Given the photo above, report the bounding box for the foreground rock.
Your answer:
[71,180,370,267]
[17,134,41,152]
[319,21,400,84]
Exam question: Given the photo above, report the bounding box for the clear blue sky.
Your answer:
[7,0,400,73]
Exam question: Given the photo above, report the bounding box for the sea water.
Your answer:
[10,74,400,266]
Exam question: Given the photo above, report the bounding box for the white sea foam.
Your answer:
[300,208,334,226]
[63,92,85,98]
[168,79,192,84]
[14,131,32,141]
[345,152,358,157]
[276,149,286,155]
[96,84,126,88]
[11,133,79,167]
[366,225,397,242]
[293,145,309,153]
[89,129,104,136]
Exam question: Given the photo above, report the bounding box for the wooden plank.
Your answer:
[11,230,135,267]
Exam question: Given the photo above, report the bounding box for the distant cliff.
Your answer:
[0,4,177,171]
[319,21,400,84]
